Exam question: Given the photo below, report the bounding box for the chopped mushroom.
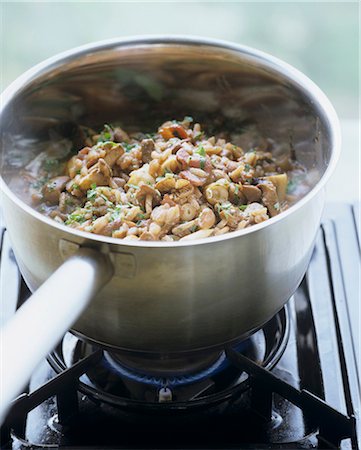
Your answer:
[180,202,199,221]
[28,118,305,241]
[229,183,247,205]
[127,164,155,187]
[159,123,188,140]
[172,219,198,237]
[77,158,112,191]
[205,180,229,205]
[244,203,269,224]
[135,185,161,215]
[42,176,70,204]
[179,169,208,187]
[155,176,176,193]
[103,143,124,167]
[151,204,180,229]
[179,229,214,241]
[197,207,216,229]
[140,139,155,164]
[242,185,262,203]
[113,127,130,143]
[264,173,288,202]
[257,181,280,217]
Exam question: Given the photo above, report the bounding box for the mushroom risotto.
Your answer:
[28,117,307,241]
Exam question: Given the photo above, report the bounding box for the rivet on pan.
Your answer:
[59,239,80,260]
[110,252,137,278]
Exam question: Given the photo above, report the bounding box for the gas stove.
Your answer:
[0,203,359,449]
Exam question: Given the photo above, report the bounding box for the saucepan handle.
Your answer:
[0,247,113,424]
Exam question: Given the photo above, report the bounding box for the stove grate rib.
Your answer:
[226,348,356,449]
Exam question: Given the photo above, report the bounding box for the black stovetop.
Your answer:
[0,203,359,450]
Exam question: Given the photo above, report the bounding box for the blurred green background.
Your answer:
[1,1,359,120]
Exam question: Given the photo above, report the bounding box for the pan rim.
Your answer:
[0,34,341,249]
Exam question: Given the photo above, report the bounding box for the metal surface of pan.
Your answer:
[0,36,340,423]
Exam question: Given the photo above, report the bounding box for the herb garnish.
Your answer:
[196,145,206,157]
[127,184,140,190]
[65,213,86,225]
[43,158,60,173]
[87,183,97,201]
[109,205,123,222]
[31,177,49,190]
[195,145,206,169]
[97,124,113,143]
[122,142,137,153]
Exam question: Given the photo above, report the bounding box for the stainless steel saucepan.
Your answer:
[0,36,340,423]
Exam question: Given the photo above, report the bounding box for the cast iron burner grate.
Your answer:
[45,307,289,407]
[0,203,359,449]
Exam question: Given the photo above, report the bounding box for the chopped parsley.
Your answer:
[233,184,241,203]
[195,145,206,157]
[127,184,140,190]
[98,140,118,149]
[221,202,232,210]
[109,205,123,222]
[216,202,233,214]
[244,164,251,172]
[97,124,113,143]
[195,145,206,170]
[71,183,80,190]
[31,177,49,189]
[190,224,198,233]
[122,142,137,153]
[43,158,60,173]
[239,205,248,211]
[65,213,86,224]
[87,184,97,201]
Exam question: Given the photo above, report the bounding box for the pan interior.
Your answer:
[1,41,331,203]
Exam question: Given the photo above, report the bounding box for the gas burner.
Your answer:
[47,307,289,409]
[103,349,229,388]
